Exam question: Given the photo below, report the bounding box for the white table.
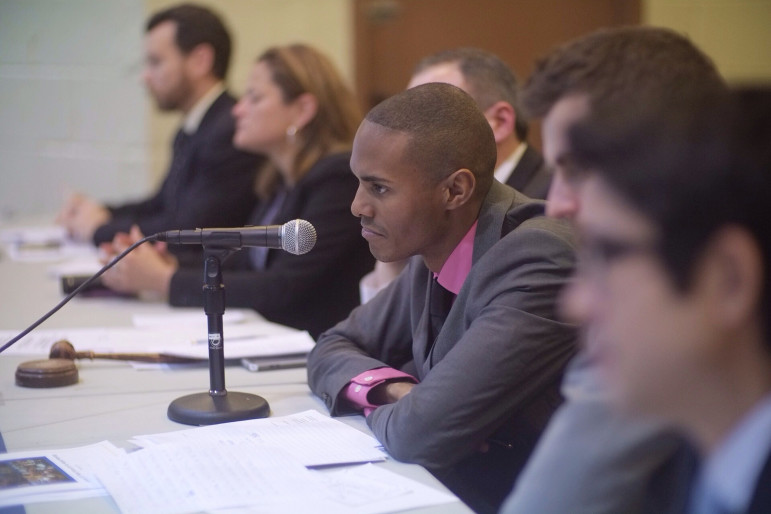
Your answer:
[0,224,470,513]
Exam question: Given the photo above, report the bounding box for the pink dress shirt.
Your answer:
[343,221,478,416]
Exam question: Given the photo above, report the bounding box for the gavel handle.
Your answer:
[75,351,200,364]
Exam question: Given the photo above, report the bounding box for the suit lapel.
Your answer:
[418,182,518,369]
[506,146,542,192]
[748,449,771,513]
[166,91,230,198]
[472,181,518,264]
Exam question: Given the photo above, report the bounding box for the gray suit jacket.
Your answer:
[308,181,577,513]
[501,349,689,514]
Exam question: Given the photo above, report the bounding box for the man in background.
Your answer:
[501,26,727,513]
[409,47,549,198]
[361,47,548,302]
[57,3,261,255]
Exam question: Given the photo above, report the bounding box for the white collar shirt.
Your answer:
[493,142,527,185]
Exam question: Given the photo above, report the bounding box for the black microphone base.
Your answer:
[167,391,270,426]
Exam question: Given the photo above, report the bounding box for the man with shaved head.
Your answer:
[360,47,551,304]
[308,82,577,513]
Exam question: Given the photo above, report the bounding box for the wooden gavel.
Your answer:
[49,339,200,364]
[16,339,200,387]
[15,340,201,388]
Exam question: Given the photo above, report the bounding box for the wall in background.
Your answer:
[1,0,769,218]
[644,0,771,83]
[0,0,147,219]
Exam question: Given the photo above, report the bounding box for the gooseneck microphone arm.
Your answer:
[0,234,160,355]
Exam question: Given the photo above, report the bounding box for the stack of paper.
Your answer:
[0,316,314,361]
[0,225,96,263]
[0,411,459,513]
[130,409,385,468]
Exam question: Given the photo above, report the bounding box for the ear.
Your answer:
[186,43,215,80]
[484,101,516,144]
[291,92,319,131]
[700,226,764,331]
[442,169,476,211]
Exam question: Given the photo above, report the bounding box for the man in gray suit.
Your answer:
[501,26,727,514]
[308,83,577,514]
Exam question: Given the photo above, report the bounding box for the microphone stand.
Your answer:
[167,247,270,425]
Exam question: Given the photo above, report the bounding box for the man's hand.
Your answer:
[100,225,177,297]
[369,380,416,405]
[56,192,110,243]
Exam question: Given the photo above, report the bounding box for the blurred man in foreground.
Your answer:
[563,87,771,513]
[502,26,727,513]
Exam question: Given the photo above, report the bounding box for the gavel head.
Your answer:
[16,340,79,388]
[49,339,77,360]
[15,340,79,388]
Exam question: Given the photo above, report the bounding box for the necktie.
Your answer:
[167,129,191,210]
[428,278,455,353]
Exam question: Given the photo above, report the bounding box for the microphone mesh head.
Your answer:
[281,219,317,255]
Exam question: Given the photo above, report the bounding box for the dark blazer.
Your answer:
[505,145,551,200]
[641,438,701,514]
[169,152,374,339]
[308,180,578,513]
[93,91,262,259]
[748,451,771,513]
[645,431,771,514]
[650,442,771,514]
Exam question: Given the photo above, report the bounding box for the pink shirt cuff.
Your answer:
[343,367,418,416]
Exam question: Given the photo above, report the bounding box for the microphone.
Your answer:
[156,219,317,255]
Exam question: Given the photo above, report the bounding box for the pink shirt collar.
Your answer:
[435,221,477,295]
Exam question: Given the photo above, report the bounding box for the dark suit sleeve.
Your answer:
[309,220,577,471]
[169,156,373,338]
[93,95,261,244]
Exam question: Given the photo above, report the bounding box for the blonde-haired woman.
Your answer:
[102,44,373,337]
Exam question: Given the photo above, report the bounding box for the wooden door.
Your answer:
[354,0,640,148]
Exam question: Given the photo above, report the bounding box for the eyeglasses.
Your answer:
[576,235,659,277]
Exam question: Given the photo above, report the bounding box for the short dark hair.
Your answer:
[365,83,497,197]
[570,87,771,344]
[414,47,529,140]
[522,26,725,120]
[146,3,231,80]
